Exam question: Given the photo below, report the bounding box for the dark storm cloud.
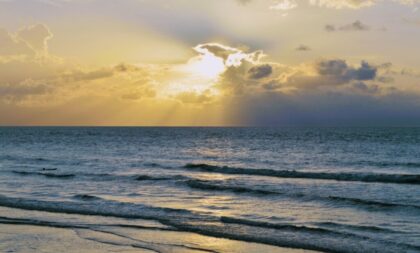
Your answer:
[248,64,273,79]
[349,61,377,80]
[351,82,380,95]
[315,59,377,83]
[285,59,378,89]
[227,91,420,126]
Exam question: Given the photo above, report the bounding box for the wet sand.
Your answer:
[0,207,320,253]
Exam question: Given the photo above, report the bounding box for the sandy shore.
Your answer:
[0,207,320,253]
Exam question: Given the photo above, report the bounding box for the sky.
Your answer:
[0,0,419,126]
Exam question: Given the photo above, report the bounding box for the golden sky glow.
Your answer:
[0,0,420,126]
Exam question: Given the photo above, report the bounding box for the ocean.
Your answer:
[0,127,419,253]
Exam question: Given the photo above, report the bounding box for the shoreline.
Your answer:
[0,206,320,253]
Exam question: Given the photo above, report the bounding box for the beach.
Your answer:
[0,127,419,252]
[0,207,318,253]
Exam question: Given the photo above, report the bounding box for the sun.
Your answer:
[185,52,226,80]
[164,50,226,96]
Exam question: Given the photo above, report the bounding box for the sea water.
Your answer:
[0,127,419,252]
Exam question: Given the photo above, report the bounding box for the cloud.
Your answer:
[262,0,420,10]
[0,24,53,58]
[403,17,420,26]
[203,43,392,111]
[226,90,420,126]
[0,28,34,57]
[282,59,378,90]
[269,0,298,10]
[121,87,156,101]
[0,79,51,101]
[296,45,311,51]
[201,43,420,126]
[0,25,160,106]
[310,0,377,9]
[325,20,370,32]
[60,68,115,83]
[316,59,377,82]
[339,20,370,31]
[16,24,53,53]
[248,64,273,79]
[174,90,214,104]
[236,0,252,5]
[262,80,283,90]
[325,24,336,32]
[0,24,65,94]
[194,43,264,67]
[0,22,419,126]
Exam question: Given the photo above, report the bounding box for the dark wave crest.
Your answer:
[183,178,420,211]
[9,169,189,183]
[73,194,102,201]
[317,222,402,234]
[326,196,420,209]
[351,160,420,169]
[12,171,75,179]
[135,174,187,181]
[185,179,277,195]
[220,216,358,237]
[184,163,420,184]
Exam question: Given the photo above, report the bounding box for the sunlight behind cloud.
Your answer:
[0,0,420,126]
[184,51,226,80]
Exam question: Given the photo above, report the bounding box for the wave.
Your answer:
[0,195,416,253]
[351,160,420,169]
[142,162,163,167]
[221,217,410,239]
[0,195,200,222]
[326,196,420,209]
[220,216,360,238]
[0,215,88,229]
[11,171,75,179]
[0,155,50,163]
[10,170,120,180]
[9,170,177,182]
[73,194,102,201]
[218,217,419,252]
[183,178,420,211]
[184,163,420,184]
[0,215,175,233]
[135,175,167,181]
[9,168,418,211]
[185,179,277,195]
[41,168,58,171]
[135,174,187,181]
[9,169,189,183]
[317,222,402,234]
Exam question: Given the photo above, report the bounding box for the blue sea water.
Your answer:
[0,127,419,252]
